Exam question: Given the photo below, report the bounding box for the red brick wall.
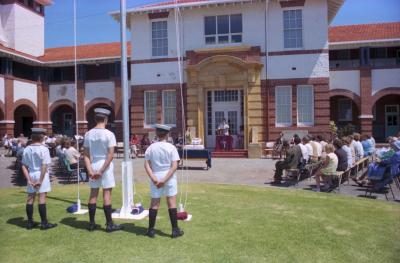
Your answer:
[265,77,330,142]
[130,84,186,137]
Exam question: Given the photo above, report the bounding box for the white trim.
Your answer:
[358,115,374,119]
[0,120,15,124]
[275,85,292,127]
[330,38,400,46]
[114,120,124,123]
[32,121,52,125]
[76,121,88,124]
[296,85,314,126]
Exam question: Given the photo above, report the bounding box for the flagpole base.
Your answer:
[112,209,149,220]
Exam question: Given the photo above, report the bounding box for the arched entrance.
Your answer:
[329,95,360,133]
[51,105,76,137]
[372,94,400,141]
[14,105,36,137]
[86,103,115,132]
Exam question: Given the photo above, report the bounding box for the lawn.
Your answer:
[0,183,399,263]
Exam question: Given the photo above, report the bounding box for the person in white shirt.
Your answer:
[83,108,122,233]
[21,128,57,230]
[341,137,354,168]
[303,136,314,162]
[217,119,230,136]
[353,133,364,160]
[316,135,327,152]
[144,124,184,239]
[310,135,323,158]
[299,137,309,163]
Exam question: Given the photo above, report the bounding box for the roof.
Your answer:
[111,0,344,24]
[329,22,400,43]
[39,42,131,63]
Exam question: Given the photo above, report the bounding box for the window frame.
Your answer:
[275,86,292,127]
[296,85,314,126]
[144,91,158,127]
[151,19,168,58]
[162,90,177,127]
[283,8,304,50]
[204,14,243,46]
[338,98,353,122]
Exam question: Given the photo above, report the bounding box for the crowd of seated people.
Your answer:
[271,131,400,193]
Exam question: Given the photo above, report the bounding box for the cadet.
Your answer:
[21,128,57,230]
[83,108,122,232]
[144,124,184,238]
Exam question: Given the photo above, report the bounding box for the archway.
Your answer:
[14,105,36,137]
[51,104,76,137]
[329,95,360,134]
[86,103,115,132]
[372,94,400,141]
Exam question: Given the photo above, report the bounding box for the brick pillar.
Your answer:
[114,78,123,141]
[359,68,373,135]
[33,82,52,132]
[76,80,87,135]
[1,76,15,136]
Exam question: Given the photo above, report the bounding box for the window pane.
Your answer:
[163,91,176,125]
[231,34,242,43]
[297,86,313,124]
[217,15,229,34]
[152,21,168,56]
[205,36,216,45]
[205,16,216,35]
[230,14,242,33]
[218,35,229,43]
[283,10,303,48]
[145,92,157,125]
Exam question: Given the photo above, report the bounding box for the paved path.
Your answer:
[1,155,399,202]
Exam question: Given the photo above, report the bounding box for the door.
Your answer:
[22,117,33,137]
[385,105,399,138]
[206,90,243,149]
[64,113,74,137]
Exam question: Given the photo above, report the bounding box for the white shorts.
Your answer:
[27,171,51,194]
[150,172,177,199]
[89,160,115,189]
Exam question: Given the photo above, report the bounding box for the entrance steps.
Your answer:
[211,149,248,158]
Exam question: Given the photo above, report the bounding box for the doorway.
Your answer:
[206,90,244,149]
[385,105,399,138]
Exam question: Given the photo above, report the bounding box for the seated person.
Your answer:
[342,137,354,168]
[333,139,348,172]
[353,133,364,161]
[272,137,302,184]
[174,133,184,150]
[361,134,374,157]
[314,144,338,192]
[140,134,151,152]
[64,138,80,169]
[130,133,139,158]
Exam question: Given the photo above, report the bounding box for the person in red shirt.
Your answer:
[130,133,139,158]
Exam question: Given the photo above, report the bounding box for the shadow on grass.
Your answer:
[179,166,209,171]
[60,217,91,231]
[47,196,103,209]
[120,223,170,237]
[7,217,27,229]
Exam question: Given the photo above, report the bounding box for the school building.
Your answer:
[0,0,399,153]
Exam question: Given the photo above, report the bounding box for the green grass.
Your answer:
[0,184,399,263]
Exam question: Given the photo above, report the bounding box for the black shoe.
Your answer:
[146,228,155,238]
[171,228,184,238]
[88,223,98,232]
[40,222,57,230]
[105,223,123,233]
[27,221,39,230]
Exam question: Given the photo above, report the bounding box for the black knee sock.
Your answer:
[103,205,113,225]
[148,209,158,229]
[168,208,178,229]
[88,203,96,224]
[26,204,33,222]
[38,204,47,224]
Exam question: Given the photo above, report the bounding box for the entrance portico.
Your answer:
[186,47,264,149]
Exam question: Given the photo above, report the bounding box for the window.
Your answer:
[152,21,168,57]
[214,90,239,102]
[162,90,176,125]
[275,86,292,126]
[283,9,303,49]
[297,85,314,126]
[338,98,352,121]
[204,14,242,45]
[145,91,157,125]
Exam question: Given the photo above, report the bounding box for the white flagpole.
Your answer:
[112,0,148,220]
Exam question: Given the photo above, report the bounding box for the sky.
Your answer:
[44,0,400,48]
